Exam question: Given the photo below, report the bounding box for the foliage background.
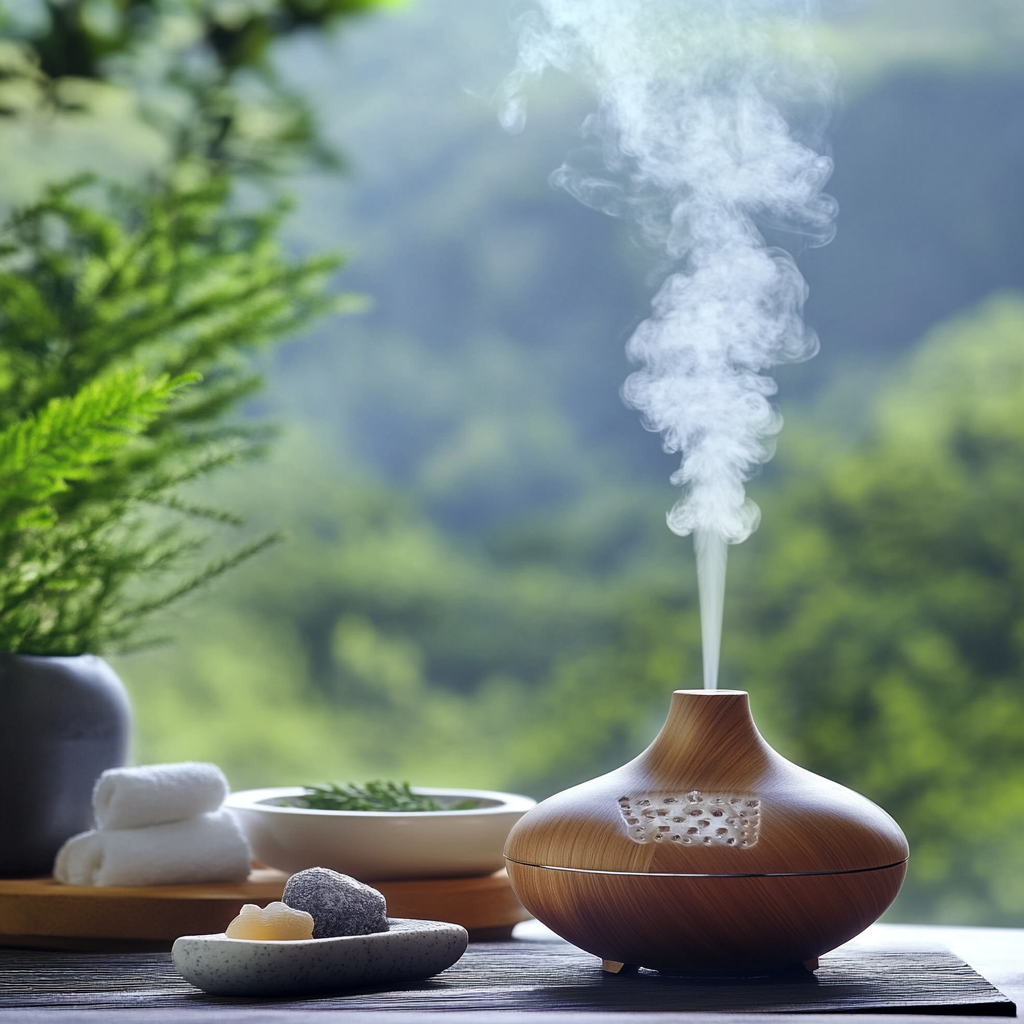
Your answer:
[3,0,1024,925]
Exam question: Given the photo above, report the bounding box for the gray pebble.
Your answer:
[282,867,389,938]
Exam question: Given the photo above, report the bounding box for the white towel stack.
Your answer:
[53,762,252,887]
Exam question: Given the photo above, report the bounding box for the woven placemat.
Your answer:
[0,942,1014,1014]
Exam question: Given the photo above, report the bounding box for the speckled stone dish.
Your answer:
[172,918,469,997]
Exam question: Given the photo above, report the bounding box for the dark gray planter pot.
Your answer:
[0,654,132,877]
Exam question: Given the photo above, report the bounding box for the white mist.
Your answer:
[694,529,727,690]
[505,1,835,689]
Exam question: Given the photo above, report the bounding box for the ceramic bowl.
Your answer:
[172,917,468,996]
[226,786,535,881]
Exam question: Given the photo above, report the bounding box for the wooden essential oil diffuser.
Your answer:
[504,689,908,973]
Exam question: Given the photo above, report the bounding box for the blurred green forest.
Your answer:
[3,0,1024,925]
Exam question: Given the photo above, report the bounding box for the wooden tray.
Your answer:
[0,868,528,951]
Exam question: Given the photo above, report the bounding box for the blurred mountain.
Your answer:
[256,0,1024,536]
[3,1,1022,535]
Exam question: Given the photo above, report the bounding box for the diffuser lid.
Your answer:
[504,690,908,877]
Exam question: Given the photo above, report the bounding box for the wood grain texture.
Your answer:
[505,862,907,972]
[503,690,909,970]
[0,869,527,950]
[0,944,1013,1015]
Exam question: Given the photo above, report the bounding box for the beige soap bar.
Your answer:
[225,901,314,940]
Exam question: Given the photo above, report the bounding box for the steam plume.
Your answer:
[504,0,836,688]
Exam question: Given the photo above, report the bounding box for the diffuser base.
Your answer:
[602,956,820,975]
[506,859,908,973]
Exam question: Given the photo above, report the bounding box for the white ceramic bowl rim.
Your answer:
[226,786,536,817]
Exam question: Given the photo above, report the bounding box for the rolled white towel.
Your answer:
[53,810,251,887]
[93,762,229,830]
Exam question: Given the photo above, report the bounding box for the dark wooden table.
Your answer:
[1,920,1020,1022]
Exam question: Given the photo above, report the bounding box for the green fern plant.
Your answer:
[0,175,348,655]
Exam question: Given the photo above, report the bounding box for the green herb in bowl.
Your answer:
[294,781,481,812]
